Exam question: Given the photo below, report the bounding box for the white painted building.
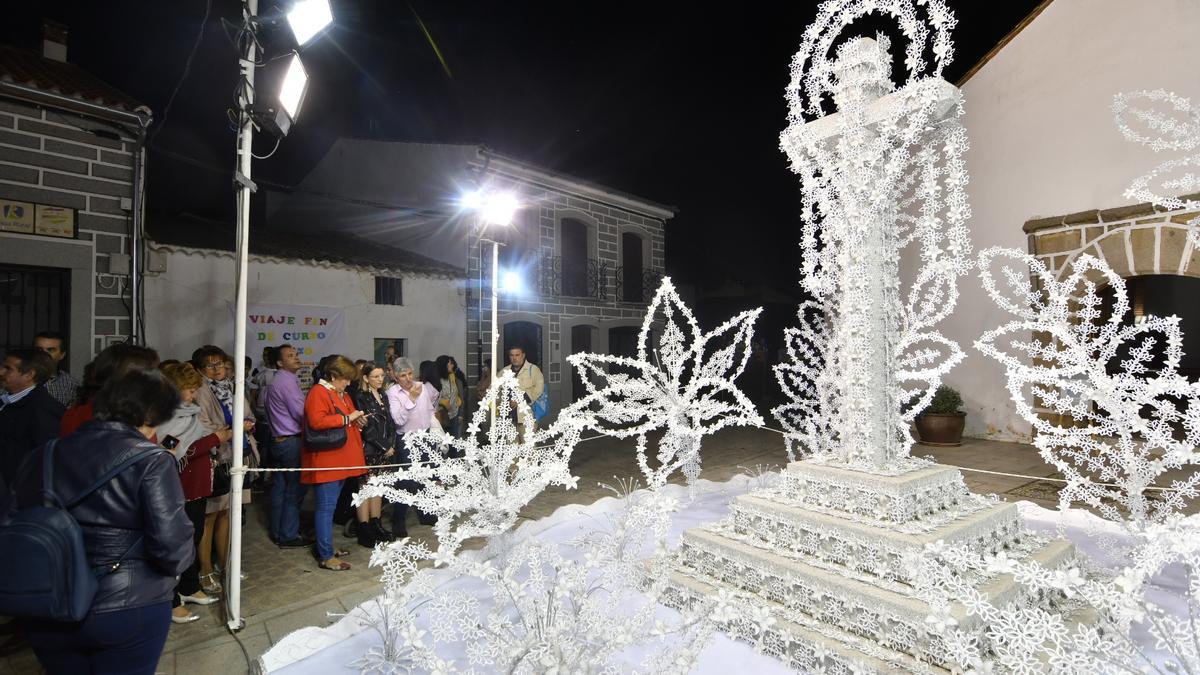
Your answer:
[915,0,1200,441]
[143,215,464,367]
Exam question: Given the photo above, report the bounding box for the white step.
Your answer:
[672,523,1075,662]
[780,461,973,524]
[718,494,1023,586]
[665,569,950,674]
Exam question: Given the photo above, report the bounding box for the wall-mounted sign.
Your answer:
[0,199,35,234]
[34,205,76,238]
[0,200,76,239]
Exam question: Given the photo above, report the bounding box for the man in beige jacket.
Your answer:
[506,345,544,434]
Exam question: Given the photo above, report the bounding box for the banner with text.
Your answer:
[245,303,346,389]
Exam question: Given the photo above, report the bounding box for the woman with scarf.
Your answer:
[434,355,465,439]
[190,346,258,593]
[159,363,228,623]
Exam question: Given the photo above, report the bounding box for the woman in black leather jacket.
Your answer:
[349,361,398,547]
[14,368,194,675]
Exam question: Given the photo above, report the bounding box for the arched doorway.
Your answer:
[1098,275,1200,381]
[503,320,543,369]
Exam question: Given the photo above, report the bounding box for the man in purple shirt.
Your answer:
[263,344,310,548]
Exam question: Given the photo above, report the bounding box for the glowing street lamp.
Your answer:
[501,269,523,295]
[463,189,519,429]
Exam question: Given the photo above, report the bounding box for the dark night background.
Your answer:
[3,1,1040,309]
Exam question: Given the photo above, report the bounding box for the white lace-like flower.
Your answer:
[977,248,1200,528]
[562,277,763,488]
[1113,89,1200,243]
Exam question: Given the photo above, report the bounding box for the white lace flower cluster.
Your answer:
[912,87,1200,675]
[354,481,714,674]
[359,372,583,557]
[918,515,1200,675]
[561,276,764,488]
[1113,89,1200,242]
[775,0,973,468]
[349,276,768,673]
[976,248,1200,527]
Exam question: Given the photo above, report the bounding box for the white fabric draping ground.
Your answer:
[260,474,1184,673]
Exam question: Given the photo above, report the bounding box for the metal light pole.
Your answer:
[464,190,517,431]
[226,0,258,632]
[489,236,500,430]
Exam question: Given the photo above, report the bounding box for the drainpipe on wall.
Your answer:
[129,107,152,345]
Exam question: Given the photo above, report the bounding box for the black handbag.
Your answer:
[304,399,348,451]
[211,461,232,497]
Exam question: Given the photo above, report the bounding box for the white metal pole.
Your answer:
[489,238,499,431]
[226,0,257,631]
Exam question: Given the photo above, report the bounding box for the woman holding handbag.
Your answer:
[302,356,367,571]
[349,361,397,548]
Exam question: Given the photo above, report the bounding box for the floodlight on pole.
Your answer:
[287,0,333,46]
[247,52,308,138]
[226,0,331,632]
[279,53,309,121]
[482,192,519,226]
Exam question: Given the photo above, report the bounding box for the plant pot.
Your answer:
[915,412,966,446]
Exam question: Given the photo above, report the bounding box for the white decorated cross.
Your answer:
[777,0,972,469]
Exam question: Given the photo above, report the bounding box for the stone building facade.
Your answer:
[0,43,149,374]
[463,154,674,419]
[1024,192,1200,281]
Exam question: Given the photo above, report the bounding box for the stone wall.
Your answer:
[0,96,140,363]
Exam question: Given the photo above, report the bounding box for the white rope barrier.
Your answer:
[229,432,612,475]
[751,424,1183,493]
[225,425,1184,493]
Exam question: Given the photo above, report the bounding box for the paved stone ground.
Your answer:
[0,429,1189,674]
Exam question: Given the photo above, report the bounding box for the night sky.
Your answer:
[4,1,1040,301]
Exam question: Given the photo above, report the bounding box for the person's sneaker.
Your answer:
[277,537,312,549]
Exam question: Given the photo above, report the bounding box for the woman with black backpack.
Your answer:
[8,368,194,675]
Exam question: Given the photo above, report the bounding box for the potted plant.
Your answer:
[914,384,966,446]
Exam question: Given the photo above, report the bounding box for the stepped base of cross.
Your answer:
[663,460,1077,674]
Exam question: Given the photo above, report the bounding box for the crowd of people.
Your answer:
[0,333,545,675]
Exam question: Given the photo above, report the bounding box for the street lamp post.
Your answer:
[463,190,518,430]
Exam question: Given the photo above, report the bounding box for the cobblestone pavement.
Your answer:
[2,428,1154,675]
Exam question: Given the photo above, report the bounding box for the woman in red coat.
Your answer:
[302,355,368,570]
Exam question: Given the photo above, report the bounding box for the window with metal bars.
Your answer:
[374,276,403,306]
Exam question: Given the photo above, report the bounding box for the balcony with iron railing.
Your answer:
[534,256,662,303]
